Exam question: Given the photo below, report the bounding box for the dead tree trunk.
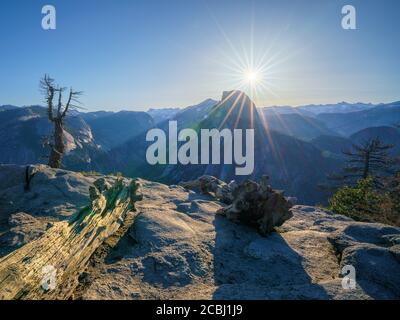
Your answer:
[0,178,142,300]
[48,118,65,168]
[40,75,82,169]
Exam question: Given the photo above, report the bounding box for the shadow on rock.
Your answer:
[211,214,331,299]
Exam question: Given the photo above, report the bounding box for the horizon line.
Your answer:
[2,98,400,114]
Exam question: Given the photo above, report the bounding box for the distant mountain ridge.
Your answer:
[261,101,400,139]
[316,102,400,136]
[350,126,400,156]
[0,105,19,112]
[147,107,180,123]
[82,110,154,150]
[298,102,375,115]
[260,112,339,141]
[262,102,376,116]
[0,105,101,169]
[0,105,154,170]
[143,90,343,204]
[1,98,399,205]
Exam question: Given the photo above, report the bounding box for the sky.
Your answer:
[0,0,399,111]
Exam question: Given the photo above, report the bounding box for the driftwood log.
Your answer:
[0,178,142,300]
[180,175,293,235]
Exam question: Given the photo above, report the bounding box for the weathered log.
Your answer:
[180,175,293,235]
[217,176,293,235]
[0,178,142,300]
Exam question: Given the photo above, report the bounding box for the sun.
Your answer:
[243,69,261,85]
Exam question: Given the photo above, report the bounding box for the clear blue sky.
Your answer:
[0,0,399,111]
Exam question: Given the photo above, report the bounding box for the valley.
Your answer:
[1,93,399,205]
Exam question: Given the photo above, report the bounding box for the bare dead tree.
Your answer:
[328,137,395,189]
[40,75,82,168]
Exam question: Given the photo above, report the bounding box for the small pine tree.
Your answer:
[329,177,389,222]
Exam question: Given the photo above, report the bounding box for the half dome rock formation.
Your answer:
[0,165,399,299]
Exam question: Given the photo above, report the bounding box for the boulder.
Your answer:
[327,223,400,253]
[340,244,400,297]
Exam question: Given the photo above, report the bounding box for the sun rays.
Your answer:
[205,8,292,108]
[203,3,315,176]
[206,11,289,135]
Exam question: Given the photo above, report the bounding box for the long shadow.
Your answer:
[72,188,331,299]
[211,215,331,300]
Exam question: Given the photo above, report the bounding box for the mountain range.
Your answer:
[262,102,375,116]
[1,95,399,205]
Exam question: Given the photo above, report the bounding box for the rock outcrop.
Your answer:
[0,165,399,300]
